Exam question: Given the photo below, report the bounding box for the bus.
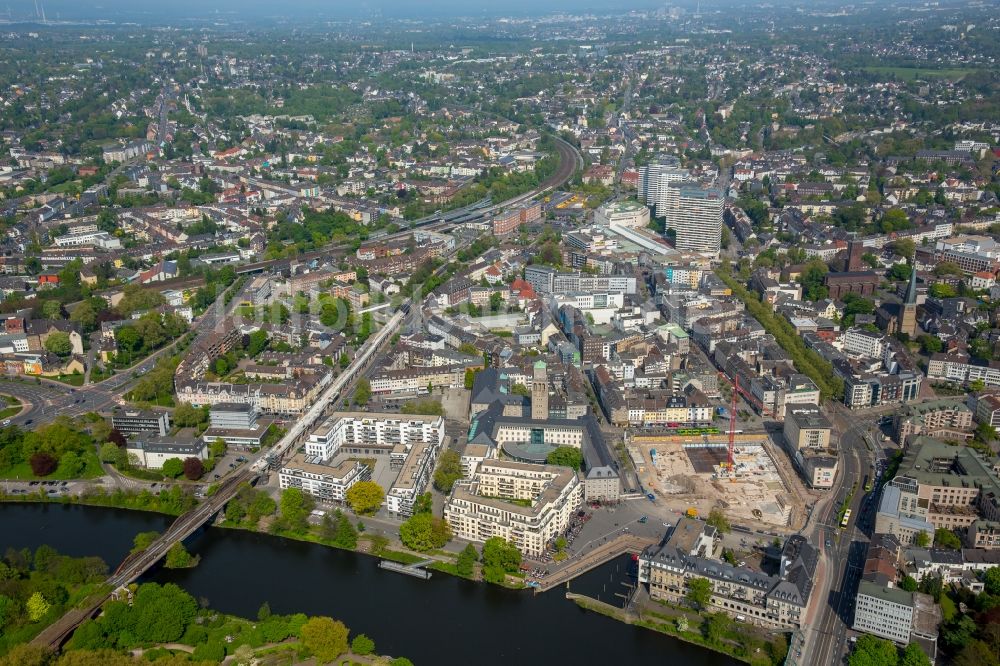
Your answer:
[863,475,872,492]
[841,509,852,528]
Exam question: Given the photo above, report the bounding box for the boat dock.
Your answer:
[378,558,435,579]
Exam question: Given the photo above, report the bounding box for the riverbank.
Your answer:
[569,592,788,666]
[0,491,494,586]
[0,502,739,665]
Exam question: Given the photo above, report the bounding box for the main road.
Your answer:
[797,403,886,665]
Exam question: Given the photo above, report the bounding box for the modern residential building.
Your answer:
[893,399,974,444]
[658,184,724,256]
[638,155,688,206]
[110,409,171,438]
[278,454,369,503]
[304,412,446,460]
[444,460,583,557]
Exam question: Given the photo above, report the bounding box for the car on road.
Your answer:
[646,492,656,501]
[1,419,9,425]
[638,516,647,523]
[826,539,833,548]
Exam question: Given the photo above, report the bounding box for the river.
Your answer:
[1,503,737,665]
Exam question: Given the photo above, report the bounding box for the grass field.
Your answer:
[0,450,103,480]
[47,373,85,386]
[0,395,23,420]
[861,66,976,80]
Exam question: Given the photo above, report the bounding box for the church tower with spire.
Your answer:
[900,266,918,337]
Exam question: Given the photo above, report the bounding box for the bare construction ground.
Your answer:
[637,436,797,528]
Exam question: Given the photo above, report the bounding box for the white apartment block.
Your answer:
[385,439,439,516]
[278,455,368,502]
[626,405,713,427]
[445,460,583,557]
[657,184,724,256]
[843,328,887,359]
[305,413,446,460]
[927,353,1000,388]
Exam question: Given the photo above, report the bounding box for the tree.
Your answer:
[800,259,829,301]
[893,238,916,263]
[707,508,731,534]
[161,458,184,478]
[172,403,207,428]
[546,446,583,470]
[942,615,978,653]
[482,537,521,574]
[353,379,371,406]
[278,487,315,533]
[412,492,433,515]
[704,612,731,645]
[934,528,962,550]
[351,634,375,656]
[917,335,943,355]
[300,616,349,664]
[233,644,255,666]
[164,542,196,569]
[900,643,931,666]
[41,300,64,320]
[685,577,712,610]
[29,452,57,477]
[107,429,127,448]
[99,442,120,463]
[44,331,73,357]
[399,513,452,551]
[984,566,1000,596]
[899,575,918,592]
[131,531,160,555]
[953,640,998,666]
[433,450,462,492]
[456,543,478,577]
[849,634,899,666]
[888,263,912,281]
[345,481,384,515]
[26,592,50,621]
[182,457,204,480]
[914,531,931,548]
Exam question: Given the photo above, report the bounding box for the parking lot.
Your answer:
[3,479,82,497]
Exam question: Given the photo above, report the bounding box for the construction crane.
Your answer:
[716,370,775,419]
[727,374,738,472]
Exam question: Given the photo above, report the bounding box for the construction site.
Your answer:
[623,373,811,530]
[628,434,796,527]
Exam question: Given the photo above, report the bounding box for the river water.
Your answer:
[1,503,736,665]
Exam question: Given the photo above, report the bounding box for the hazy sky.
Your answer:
[12,0,670,21]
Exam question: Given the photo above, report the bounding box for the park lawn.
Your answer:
[862,65,976,80]
[0,449,104,480]
[0,395,23,419]
[48,373,86,387]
